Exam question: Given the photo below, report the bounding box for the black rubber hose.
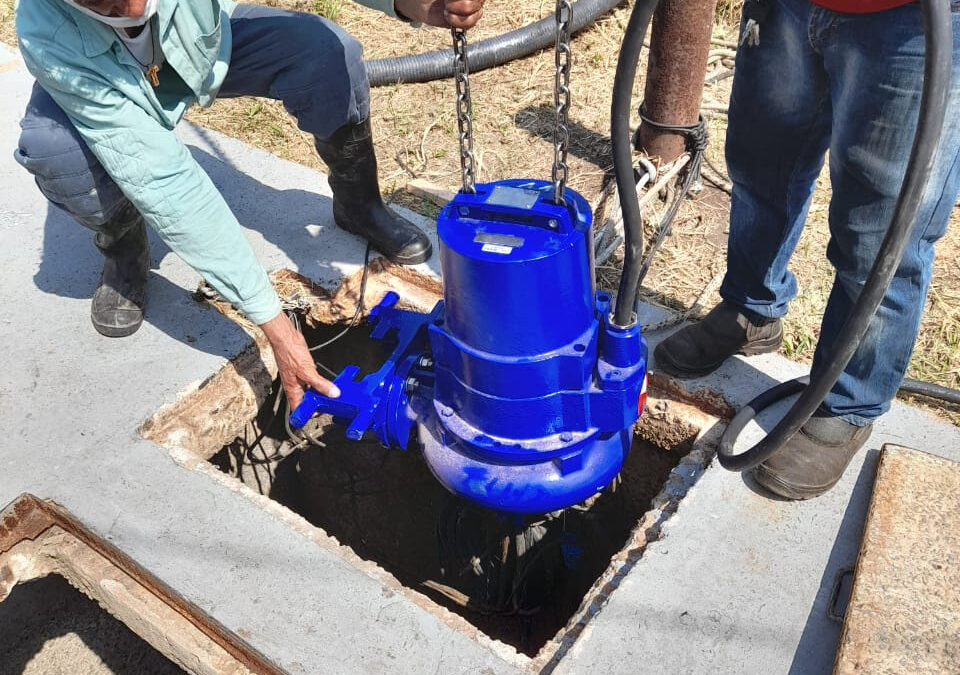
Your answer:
[717,0,952,471]
[365,0,623,87]
[899,378,960,406]
[610,0,661,326]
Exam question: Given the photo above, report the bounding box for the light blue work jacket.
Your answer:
[15,0,397,323]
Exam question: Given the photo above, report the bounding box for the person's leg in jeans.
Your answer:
[754,3,960,499]
[219,4,432,264]
[654,0,832,377]
[812,4,960,425]
[14,84,148,337]
[720,0,834,320]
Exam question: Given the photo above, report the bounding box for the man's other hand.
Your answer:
[259,312,340,412]
[395,0,485,29]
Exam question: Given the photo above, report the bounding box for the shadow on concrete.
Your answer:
[0,574,184,675]
[645,327,878,674]
[787,449,878,675]
[32,200,248,354]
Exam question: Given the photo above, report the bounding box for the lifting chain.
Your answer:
[452,27,477,194]
[552,0,573,205]
[451,0,573,204]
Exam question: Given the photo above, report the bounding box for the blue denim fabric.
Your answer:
[720,0,960,425]
[14,3,368,238]
[218,4,369,138]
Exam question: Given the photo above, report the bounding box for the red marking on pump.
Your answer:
[638,374,648,414]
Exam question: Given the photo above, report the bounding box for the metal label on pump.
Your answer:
[475,232,524,254]
[486,185,540,209]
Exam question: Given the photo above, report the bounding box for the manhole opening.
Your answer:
[0,574,185,674]
[209,318,690,657]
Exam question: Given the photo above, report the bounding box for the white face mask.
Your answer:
[61,0,158,28]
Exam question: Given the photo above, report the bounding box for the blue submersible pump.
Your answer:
[289,20,648,514]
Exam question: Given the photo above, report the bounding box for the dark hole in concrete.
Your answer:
[210,320,687,657]
[0,575,185,675]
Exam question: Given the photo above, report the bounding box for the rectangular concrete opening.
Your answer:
[0,574,185,675]
[206,318,693,658]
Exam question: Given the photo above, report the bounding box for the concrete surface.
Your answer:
[0,53,515,675]
[553,345,960,675]
[3,43,960,675]
[0,575,185,675]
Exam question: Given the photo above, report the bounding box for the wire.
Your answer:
[633,110,709,288]
[279,243,374,448]
[610,0,661,327]
[309,243,373,353]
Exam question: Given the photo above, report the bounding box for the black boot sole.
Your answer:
[92,315,144,338]
[752,464,841,500]
[654,330,783,380]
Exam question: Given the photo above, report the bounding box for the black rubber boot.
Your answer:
[315,119,432,265]
[91,206,148,338]
[654,301,783,379]
[753,412,873,500]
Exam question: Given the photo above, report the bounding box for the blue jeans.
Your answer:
[720,0,960,425]
[14,3,368,239]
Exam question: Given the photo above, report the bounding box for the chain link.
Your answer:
[452,28,477,194]
[451,1,572,201]
[552,0,573,205]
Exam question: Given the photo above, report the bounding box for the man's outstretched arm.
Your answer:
[18,30,338,407]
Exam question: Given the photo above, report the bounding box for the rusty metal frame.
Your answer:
[0,493,286,675]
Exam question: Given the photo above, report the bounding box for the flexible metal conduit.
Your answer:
[365,0,623,87]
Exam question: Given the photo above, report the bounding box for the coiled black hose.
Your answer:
[716,0,953,471]
[365,0,623,87]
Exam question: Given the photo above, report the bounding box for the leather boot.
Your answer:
[315,119,432,265]
[654,301,783,379]
[753,412,873,500]
[91,205,148,338]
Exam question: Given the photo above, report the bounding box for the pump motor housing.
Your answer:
[290,179,648,514]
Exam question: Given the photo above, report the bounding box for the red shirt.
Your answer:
[809,0,915,12]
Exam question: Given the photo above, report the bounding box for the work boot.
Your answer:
[654,301,782,379]
[753,412,873,500]
[315,119,432,265]
[91,207,149,338]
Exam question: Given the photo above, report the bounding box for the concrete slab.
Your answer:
[4,44,960,675]
[552,333,960,675]
[0,59,518,675]
[834,446,960,675]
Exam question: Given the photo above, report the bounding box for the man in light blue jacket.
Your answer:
[13,0,483,408]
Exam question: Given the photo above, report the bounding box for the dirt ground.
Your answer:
[0,575,185,675]
[1,0,957,424]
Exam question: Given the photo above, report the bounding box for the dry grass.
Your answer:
[1,1,958,423]
[0,0,14,46]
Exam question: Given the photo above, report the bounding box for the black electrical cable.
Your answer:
[309,243,373,353]
[716,0,952,471]
[899,378,960,406]
[365,0,622,87]
[633,110,709,287]
[610,0,662,327]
